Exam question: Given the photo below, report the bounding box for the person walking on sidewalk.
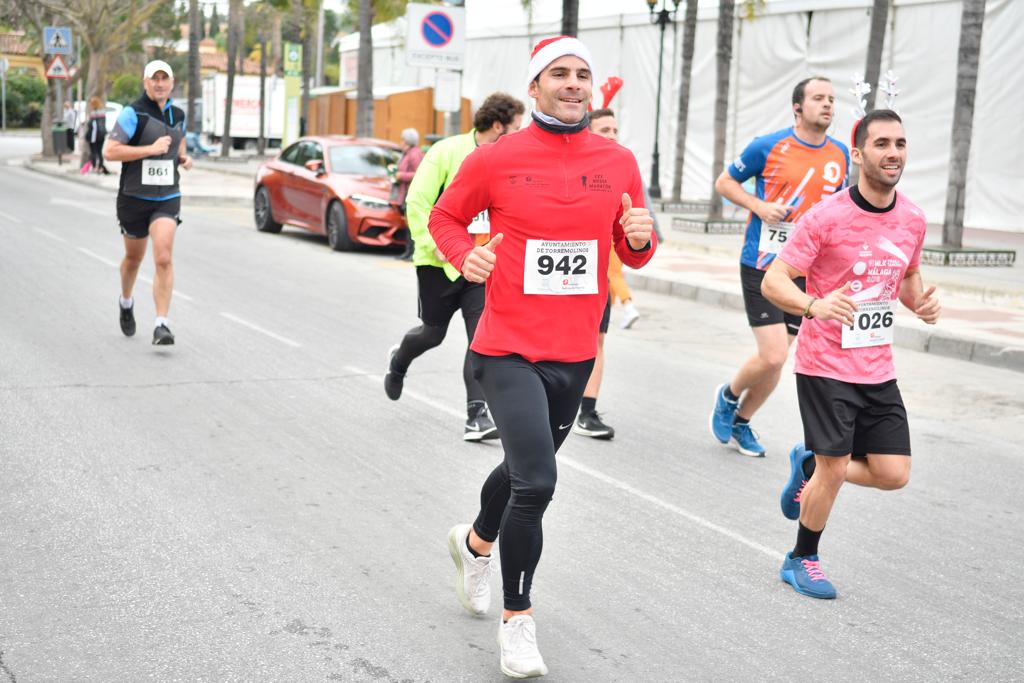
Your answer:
[433,37,656,677]
[393,127,424,260]
[762,109,940,598]
[708,77,849,457]
[383,92,525,441]
[86,96,110,175]
[103,60,192,345]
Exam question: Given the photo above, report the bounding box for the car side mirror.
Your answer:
[305,159,326,176]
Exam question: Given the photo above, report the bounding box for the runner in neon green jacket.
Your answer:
[383,93,525,442]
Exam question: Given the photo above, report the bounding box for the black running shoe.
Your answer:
[152,324,175,346]
[119,301,136,337]
[464,403,499,442]
[572,410,615,439]
[384,344,404,400]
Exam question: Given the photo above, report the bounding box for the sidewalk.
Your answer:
[15,155,1024,372]
[20,155,256,206]
[630,217,1024,372]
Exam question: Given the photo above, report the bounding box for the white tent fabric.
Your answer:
[340,0,1022,232]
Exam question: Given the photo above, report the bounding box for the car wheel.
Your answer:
[326,200,358,252]
[254,186,282,233]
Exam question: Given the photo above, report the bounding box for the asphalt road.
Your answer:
[1,142,1022,682]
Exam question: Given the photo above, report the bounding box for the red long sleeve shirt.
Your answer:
[428,123,658,363]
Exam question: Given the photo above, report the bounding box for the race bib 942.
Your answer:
[141,159,174,186]
[523,239,598,295]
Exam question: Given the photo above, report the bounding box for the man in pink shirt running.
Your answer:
[761,109,941,599]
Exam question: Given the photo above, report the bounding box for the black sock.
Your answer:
[580,396,597,414]
[734,415,750,426]
[723,385,740,402]
[792,522,823,558]
[465,534,488,558]
[802,453,816,479]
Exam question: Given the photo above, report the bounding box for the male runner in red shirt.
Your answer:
[431,36,656,678]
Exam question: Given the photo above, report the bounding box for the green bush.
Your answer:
[109,73,143,105]
[4,72,46,128]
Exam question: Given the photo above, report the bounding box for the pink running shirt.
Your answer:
[778,188,927,384]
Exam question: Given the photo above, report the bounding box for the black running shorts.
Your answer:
[740,264,805,334]
[416,265,484,327]
[599,294,611,334]
[796,373,911,457]
[117,195,181,239]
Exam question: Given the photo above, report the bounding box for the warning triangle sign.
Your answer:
[46,55,70,80]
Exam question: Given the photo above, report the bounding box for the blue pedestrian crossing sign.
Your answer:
[405,3,465,69]
[44,27,73,55]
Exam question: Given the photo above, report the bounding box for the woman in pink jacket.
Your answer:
[394,127,425,260]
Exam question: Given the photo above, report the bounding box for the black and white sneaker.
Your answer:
[573,410,615,439]
[152,324,175,346]
[464,403,499,442]
[119,301,136,337]
[384,344,404,400]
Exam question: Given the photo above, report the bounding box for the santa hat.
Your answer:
[527,36,595,85]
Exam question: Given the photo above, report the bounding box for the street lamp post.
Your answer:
[646,0,680,199]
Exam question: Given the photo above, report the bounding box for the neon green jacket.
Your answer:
[405,129,479,281]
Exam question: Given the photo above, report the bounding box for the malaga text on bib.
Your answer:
[758,221,795,255]
[523,239,598,295]
[142,159,174,186]
[468,209,490,235]
[841,299,896,349]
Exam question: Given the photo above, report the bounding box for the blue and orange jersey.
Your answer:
[728,127,849,270]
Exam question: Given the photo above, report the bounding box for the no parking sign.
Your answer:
[405,3,465,69]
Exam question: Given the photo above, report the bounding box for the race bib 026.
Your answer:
[758,221,795,255]
[523,239,598,295]
[142,159,174,186]
[841,299,896,349]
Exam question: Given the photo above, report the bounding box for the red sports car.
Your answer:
[253,136,406,251]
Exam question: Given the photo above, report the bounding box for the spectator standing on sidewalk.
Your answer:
[87,97,110,175]
[62,101,78,153]
[394,127,425,261]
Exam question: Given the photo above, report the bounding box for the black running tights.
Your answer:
[392,311,484,404]
[469,352,594,611]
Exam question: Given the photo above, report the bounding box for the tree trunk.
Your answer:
[258,32,267,155]
[561,0,579,37]
[187,0,200,133]
[942,0,986,249]
[708,0,734,220]
[301,17,312,136]
[355,0,374,138]
[863,0,890,111]
[671,0,698,202]
[222,0,241,157]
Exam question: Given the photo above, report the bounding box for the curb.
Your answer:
[624,271,1024,374]
[20,161,252,208]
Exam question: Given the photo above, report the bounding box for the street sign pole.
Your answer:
[1,57,8,132]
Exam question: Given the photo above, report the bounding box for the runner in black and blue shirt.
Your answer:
[103,60,193,346]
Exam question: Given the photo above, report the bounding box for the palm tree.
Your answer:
[221,0,242,157]
[670,0,698,202]
[863,0,890,111]
[561,0,579,36]
[707,0,735,220]
[187,0,200,134]
[942,0,986,248]
[355,0,374,137]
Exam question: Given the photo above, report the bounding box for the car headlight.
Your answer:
[349,194,391,209]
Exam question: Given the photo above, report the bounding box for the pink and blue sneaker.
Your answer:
[780,443,814,520]
[780,552,837,599]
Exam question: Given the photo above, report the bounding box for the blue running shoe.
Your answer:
[781,443,814,520]
[730,423,765,457]
[780,552,837,599]
[709,383,738,444]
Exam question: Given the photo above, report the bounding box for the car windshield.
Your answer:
[328,144,400,177]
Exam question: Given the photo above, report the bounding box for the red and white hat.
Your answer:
[527,35,594,84]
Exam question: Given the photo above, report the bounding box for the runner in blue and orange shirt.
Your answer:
[708,77,850,457]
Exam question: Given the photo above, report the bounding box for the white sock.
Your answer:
[154,316,169,329]
[119,296,133,309]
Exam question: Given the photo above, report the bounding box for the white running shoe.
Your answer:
[619,301,640,329]
[447,523,493,616]
[498,615,549,678]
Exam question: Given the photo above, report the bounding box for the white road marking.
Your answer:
[221,313,302,348]
[0,209,24,224]
[345,365,782,560]
[77,246,194,301]
[33,227,67,243]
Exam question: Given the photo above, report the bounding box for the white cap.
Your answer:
[143,60,173,79]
